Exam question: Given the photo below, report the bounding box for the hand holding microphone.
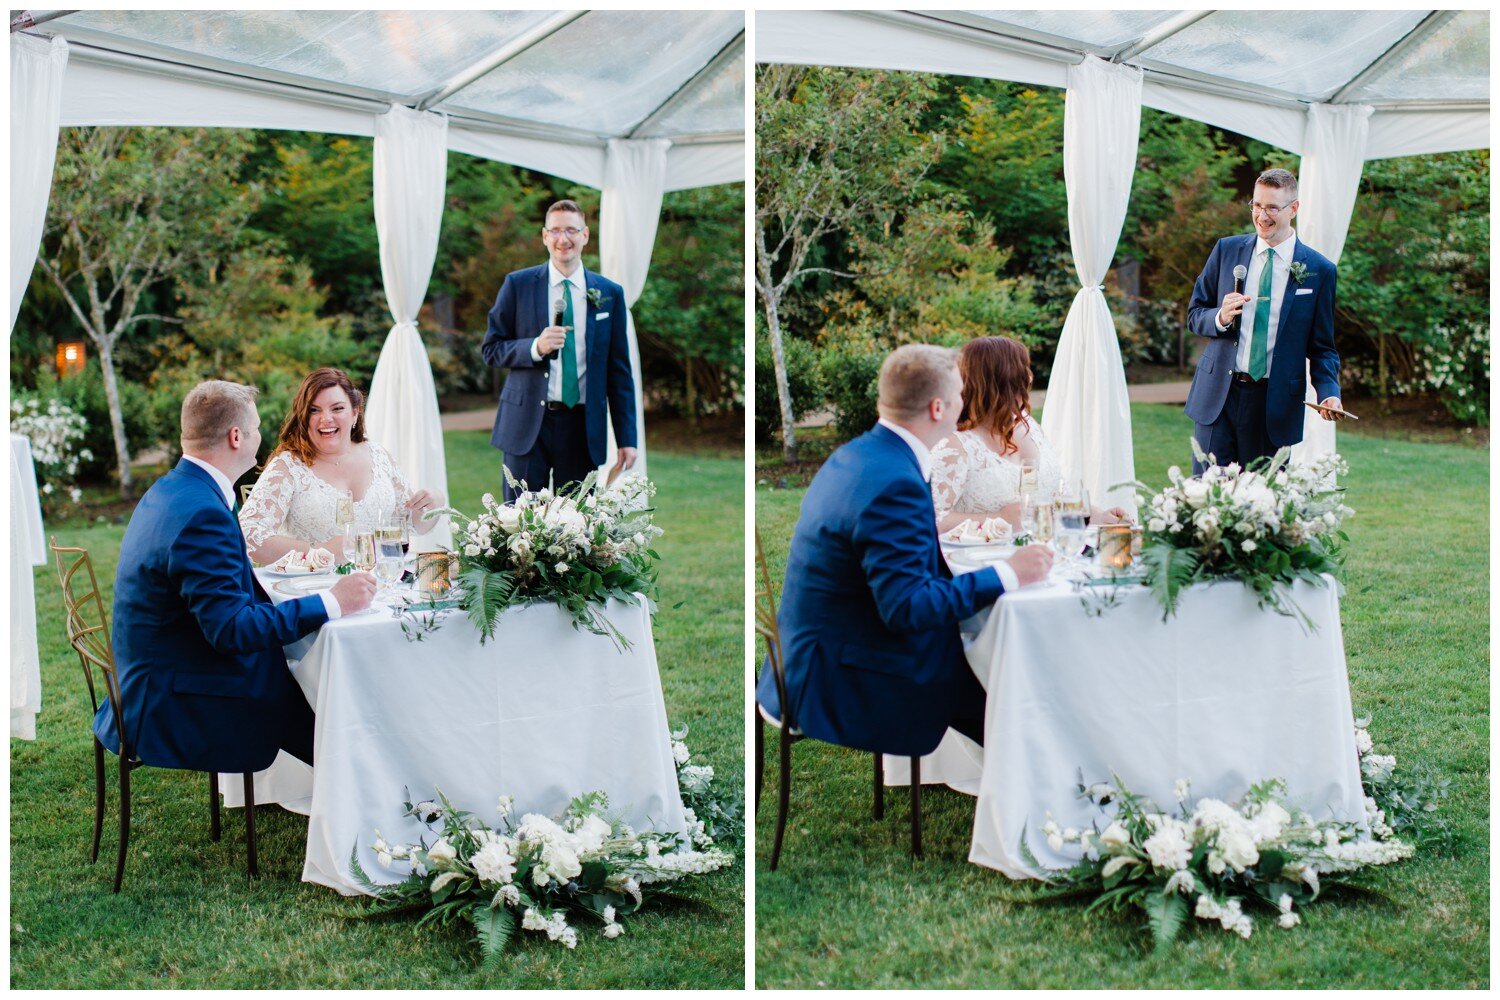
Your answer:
[536,293,569,356]
[1218,264,1249,329]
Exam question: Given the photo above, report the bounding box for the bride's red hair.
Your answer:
[957,336,1033,455]
[272,367,367,467]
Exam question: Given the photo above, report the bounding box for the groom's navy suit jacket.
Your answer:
[94,459,323,773]
[756,425,1006,757]
[1184,233,1340,448]
[481,264,637,468]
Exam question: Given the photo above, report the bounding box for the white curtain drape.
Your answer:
[365,106,451,549]
[11,437,42,739]
[1040,56,1141,508]
[1292,103,1372,466]
[11,33,70,332]
[598,138,671,484]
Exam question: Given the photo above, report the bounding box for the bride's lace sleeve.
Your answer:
[930,435,970,521]
[372,443,414,509]
[240,453,297,550]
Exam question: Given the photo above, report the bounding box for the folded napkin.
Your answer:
[269,547,336,573]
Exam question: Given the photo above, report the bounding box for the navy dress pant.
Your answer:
[503,405,595,501]
[1192,378,1272,474]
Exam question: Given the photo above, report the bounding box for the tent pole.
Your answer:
[1109,11,1213,63]
[629,31,744,139]
[1330,11,1459,104]
[414,10,586,112]
[11,10,77,33]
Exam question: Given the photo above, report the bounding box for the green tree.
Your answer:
[36,127,262,495]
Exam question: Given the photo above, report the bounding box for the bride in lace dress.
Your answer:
[240,368,444,564]
[932,337,1130,531]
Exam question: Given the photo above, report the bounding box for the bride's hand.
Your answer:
[1092,506,1135,526]
[406,489,439,520]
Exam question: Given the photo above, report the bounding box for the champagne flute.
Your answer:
[353,531,376,574]
[1032,502,1055,545]
[335,489,355,556]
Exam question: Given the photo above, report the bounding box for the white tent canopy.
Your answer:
[758,10,1489,504]
[12,9,746,522]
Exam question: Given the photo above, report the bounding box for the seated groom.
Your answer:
[95,380,376,774]
[756,345,1053,757]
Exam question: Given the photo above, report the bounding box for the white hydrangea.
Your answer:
[471,837,518,885]
[1143,820,1192,871]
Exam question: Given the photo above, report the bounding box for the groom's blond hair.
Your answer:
[181,380,258,450]
[878,345,958,422]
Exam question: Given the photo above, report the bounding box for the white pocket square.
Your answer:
[595,311,610,319]
[1294,288,1314,295]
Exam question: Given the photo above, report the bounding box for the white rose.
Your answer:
[555,562,570,574]
[1148,518,1167,533]
[573,814,612,855]
[1099,822,1131,850]
[497,506,521,531]
[1218,828,1259,872]
[1182,478,1210,507]
[1241,539,1257,552]
[426,838,457,867]
[464,544,481,557]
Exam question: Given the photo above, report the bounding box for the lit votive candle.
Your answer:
[1098,524,1133,571]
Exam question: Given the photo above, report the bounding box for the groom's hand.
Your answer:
[1317,397,1346,422]
[329,571,377,615]
[536,325,569,356]
[1217,291,1249,328]
[1009,544,1054,588]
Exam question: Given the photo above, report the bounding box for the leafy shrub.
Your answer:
[819,343,883,442]
[29,362,160,482]
[754,335,823,446]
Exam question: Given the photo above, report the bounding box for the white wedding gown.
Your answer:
[240,442,415,553]
[930,418,1063,522]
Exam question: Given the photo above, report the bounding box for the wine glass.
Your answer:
[395,508,412,560]
[1032,502,1055,545]
[1055,507,1088,567]
[353,531,376,574]
[375,525,404,597]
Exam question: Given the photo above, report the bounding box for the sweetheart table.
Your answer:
[883,562,1365,878]
[221,571,688,895]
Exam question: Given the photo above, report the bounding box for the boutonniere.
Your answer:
[586,287,606,309]
[1288,261,1309,285]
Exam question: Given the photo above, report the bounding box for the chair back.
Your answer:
[239,483,255,506]
[49,538,123,729]
[753,529,795,731]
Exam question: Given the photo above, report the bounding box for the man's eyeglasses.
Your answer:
[544,227,585,238]
[1246,200,1294,217]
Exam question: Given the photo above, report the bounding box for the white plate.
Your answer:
[272,576,338,597]
[940,535,1013,548]
[262,567,334,579]
[947,546,1017,568]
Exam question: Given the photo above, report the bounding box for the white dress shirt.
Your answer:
[878,419,1020,592]
[186,455,341,619]
[1217,233,1296,374]
[529,262,590,403]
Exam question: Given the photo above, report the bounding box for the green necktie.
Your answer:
[1248,248,1273,380]
[560,278,580,407]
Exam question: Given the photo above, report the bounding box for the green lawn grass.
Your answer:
[754,404,1488,988]
[11,432,744,989]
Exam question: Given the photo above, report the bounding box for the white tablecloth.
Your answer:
[226,573,688,895]
[885,567,1364,878]
[11,434,45,739]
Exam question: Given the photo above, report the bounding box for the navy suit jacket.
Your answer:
[94,459,327,773]
[755,425,1006,757]
[481,264,638,468]
[1184,233,1341,448]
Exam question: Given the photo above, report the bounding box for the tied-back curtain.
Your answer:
[598,138,671,485]
[11,438,41,739]
[365,106,451,549]
[1292,103,1372,467]
[1040,55,1141,507]
[11,33,70,333]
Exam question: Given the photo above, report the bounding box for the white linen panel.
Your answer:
[1039,56,1140,508]
[365,107,452,549]
[597,139,670,484]
[10,437,43,739]
[1292,104,1371,467]
[11,33,70,332]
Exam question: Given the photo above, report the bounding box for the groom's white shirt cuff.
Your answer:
[185,454,342,620]
[876,420,1019,592]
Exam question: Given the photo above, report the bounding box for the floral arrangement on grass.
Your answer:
[435,470,663,650]
[1135,442,1352,624]
[352,728,736,966]
[10,395,91,513]
[1037,720,1437,951]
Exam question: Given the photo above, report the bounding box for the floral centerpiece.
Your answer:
[435,470,663,649]
[1037,719,1439,951]
[352,728,736,966]
[1135,442,1353,623]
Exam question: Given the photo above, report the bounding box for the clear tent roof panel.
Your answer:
[442,10,743,137]
[1140,10,1429,102]
[961,11,1181,52]
[636,51,745,139]
[1343,10,1491,102]
[54,9,558,103]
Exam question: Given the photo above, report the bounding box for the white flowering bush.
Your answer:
[436,470,663,649]
[10,395,92,513]
[353,729,736,966]
[1135,441,1353,623]
[1038,721,1436,951]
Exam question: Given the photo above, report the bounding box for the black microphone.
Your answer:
[550,294,566,356]
[1229,264,1248,332]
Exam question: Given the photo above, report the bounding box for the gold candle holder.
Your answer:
[1098,524,1134,571]
[416,552,454,595]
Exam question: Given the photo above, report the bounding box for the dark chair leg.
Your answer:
[113,760,132,893]
[909,756,923,859]
[90,737,106,864]
[208,772,221,842]
[754,709,764,809]
[770,729,793,872]
[243,773,259,879]
[872,752,885,820]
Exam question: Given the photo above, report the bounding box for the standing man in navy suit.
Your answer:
[1184,168,1345,473]
[482,199,638,501]
[96,381,377,774]
[756,346,1054,757]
